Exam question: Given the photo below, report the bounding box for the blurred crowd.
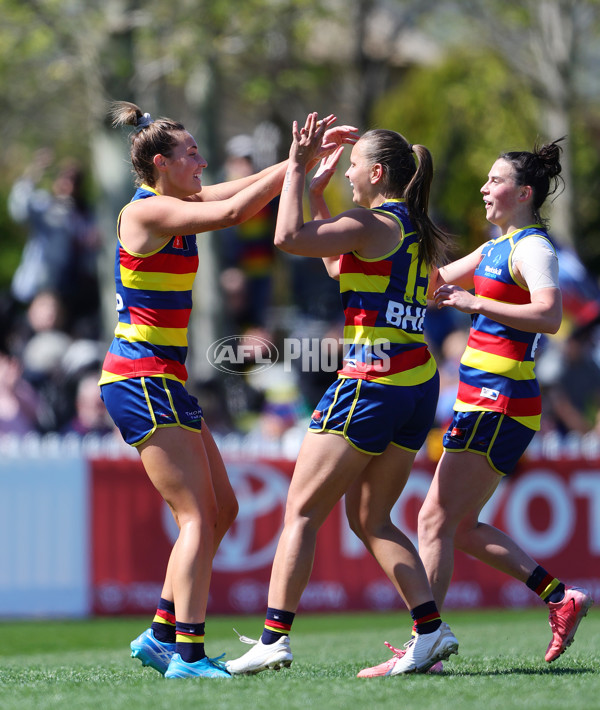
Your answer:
[3,144,600,455]
[0,149,109,439]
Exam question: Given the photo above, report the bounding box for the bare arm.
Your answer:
[274,114,373,259]
[192,161,287,202]
[308,147,346,280]
[196,122,358,204]
[428,246,484,297]
[119,162,288,254]
[276,186,378,258]
[433,283,562,334]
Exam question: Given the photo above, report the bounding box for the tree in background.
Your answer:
[436,0,600,253]
[1,0,600,293]
[373,48,540,253]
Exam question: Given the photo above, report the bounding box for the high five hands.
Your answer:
[291,112,359,171]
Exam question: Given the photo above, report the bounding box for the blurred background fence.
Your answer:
[1,430,598,618]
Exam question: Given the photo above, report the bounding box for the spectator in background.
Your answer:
[8,148,101,337]
[11,290,73,432]
[216,135,278,330]
[527,240,600,435]
[542,328,600,435]
[61,371,114,437]
[434,328,470,431]
[554,242,600,333]
[0,351,41,435]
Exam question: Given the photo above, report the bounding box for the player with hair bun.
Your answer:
[418,138,593,664]
[99,101,358,679]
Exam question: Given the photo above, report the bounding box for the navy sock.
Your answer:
[410,601,442,635]
[526,566,565,604]
[151,597,176,643]
[260,607,295,645]
[175,621,206,663]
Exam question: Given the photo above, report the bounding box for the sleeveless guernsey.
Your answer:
[99,185,199,386]
[337,199,436,387]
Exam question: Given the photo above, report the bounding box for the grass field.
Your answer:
[0,609,598,710]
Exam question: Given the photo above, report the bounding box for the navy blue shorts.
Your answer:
[308,374,439,455]
[100,376,203,447]
[443,410,535,475]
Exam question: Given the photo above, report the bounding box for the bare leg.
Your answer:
[345,444,434,610]
[418,451,537,609]
[267,432,371,612]
[139,425,236,622]
[156,424,238,604]
[201,423,239,551]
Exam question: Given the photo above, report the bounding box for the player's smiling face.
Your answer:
[480,159,522,231]
[345,140,375,207]
[162,131,208,197]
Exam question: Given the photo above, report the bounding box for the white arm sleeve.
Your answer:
[511,236,560,292]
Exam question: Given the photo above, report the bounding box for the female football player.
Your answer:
[418,139,593,663]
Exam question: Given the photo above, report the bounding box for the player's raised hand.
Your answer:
[290,112,336,166]
[309,145,345,198]
[323,124,359,150]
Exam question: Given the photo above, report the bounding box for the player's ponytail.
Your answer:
[360,129,451,267]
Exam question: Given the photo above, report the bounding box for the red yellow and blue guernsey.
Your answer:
[98,185,199,387]
[454,225,555,431]
[337,199,436,387]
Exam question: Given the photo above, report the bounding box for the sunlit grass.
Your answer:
[0,609,597,710]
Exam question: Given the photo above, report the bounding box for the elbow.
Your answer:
[535,296,562,335]
[274,231,296,254]
[541,311,562,335]
[546,304,563,335]
[545,318,562,335]
[223,196,261,227]
[217,204,244,229]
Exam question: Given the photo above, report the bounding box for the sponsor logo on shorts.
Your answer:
[311,410,323,422]
[450,427,466,440]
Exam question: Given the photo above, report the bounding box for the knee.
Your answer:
[346,509,368,544]
[282,500,321,541]
[418,497,451,543]
[179,499,219,532]
[345,505,386,547]
[221,494,239,531]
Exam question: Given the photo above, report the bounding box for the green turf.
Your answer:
[0,609,598,710]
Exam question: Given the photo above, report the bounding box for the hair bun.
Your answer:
[535,138,564,178]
